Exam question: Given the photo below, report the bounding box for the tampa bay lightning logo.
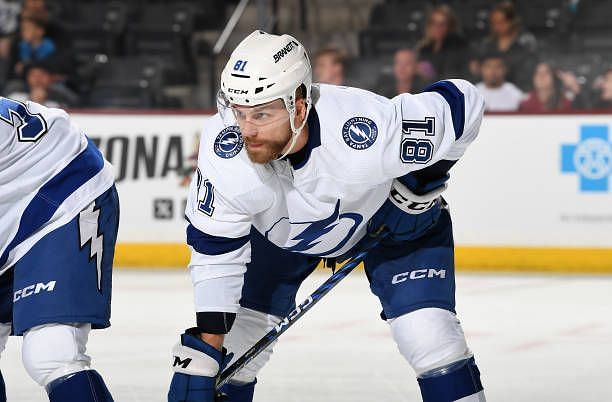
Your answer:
[342,117,378,150]
[214,126,244,159]
[265,200,363,256]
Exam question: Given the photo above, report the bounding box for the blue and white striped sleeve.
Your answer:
[382,79,485,178]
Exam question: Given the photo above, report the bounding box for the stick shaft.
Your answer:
[216,235,383,389]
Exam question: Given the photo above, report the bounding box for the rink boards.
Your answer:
[70,111,612,273]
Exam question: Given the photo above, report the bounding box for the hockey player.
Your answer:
[169,31,486,402]
[0,97,117,401]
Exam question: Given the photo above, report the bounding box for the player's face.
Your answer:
[232,99,293,164]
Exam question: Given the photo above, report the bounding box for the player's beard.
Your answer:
[244,131,292,164]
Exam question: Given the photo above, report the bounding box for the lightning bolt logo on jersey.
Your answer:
[186,81,485,311]
[214,126,244,159]
[342,116,378,150]
[79,203,104,291]
[265,200,363,256]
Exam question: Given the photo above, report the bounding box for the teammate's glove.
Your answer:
[168,328,232,402]
[368,179,446,242]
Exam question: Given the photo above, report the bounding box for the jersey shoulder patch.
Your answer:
[213,125,244,159]
[316,84,389,150]
[309,85,393,184]
[341,116,378,150]
[199,113,272,199]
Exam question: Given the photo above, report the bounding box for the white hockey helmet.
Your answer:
[219,30,312,157]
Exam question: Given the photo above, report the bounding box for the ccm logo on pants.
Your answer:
[13,281,57,302]
[392,269,446,284]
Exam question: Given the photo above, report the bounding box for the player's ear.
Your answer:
[294,97,307,126]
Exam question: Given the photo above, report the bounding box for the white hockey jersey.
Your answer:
[0,97,114,274]
[186,80,484,313]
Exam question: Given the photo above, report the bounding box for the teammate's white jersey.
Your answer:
[0,97,114,274]
[187,80,484,313]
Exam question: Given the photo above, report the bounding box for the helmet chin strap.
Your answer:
[275,131,299,161]
[274,97,311,161]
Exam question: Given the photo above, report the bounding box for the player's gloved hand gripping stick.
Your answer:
[215,226,389,392]
[368,179,446,242]
[169,329,234,402]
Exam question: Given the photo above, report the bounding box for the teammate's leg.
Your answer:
[11,186,119,401]
[0,266,14,402]
[220,228,318,402]
[365,205,485,401]
[0,322,9,402]
[0,371,4,402]
[21,323,112,401]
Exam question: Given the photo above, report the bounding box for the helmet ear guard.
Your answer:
[284,83,311,134]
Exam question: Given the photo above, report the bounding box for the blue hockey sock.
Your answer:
[47,370,113,402]
[0,370,6,402]
[417,357,484,402]
[219,379,256,402]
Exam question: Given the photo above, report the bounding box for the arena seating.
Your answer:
[0,0,610,109]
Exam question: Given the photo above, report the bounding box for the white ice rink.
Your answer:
[2,269,612,401]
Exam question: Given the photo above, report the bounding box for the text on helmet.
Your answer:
[227,88,249,95]
[273,40,299,63]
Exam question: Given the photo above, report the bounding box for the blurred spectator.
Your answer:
[20,0,48,20]
[416,5,468,81]
[0,56,6,88]
[375,48,425,98]
[476,54,523,111]
[13,15,56,77]
[0,0,21,58]
[313,47,346,85]
[7,61,79,107]
[520,62,580,112]
[592,68,612,109]
[474,1,537,90]
[21,0,67,53]
[7,6,73,84]
[0,0,21,87]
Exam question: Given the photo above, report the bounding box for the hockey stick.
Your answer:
[216,228,388,390]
